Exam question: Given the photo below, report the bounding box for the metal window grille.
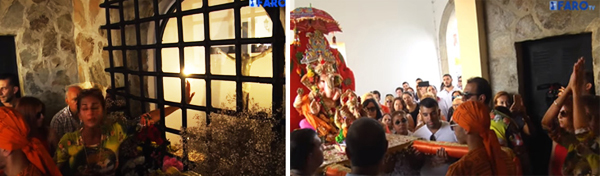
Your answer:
[100,0,285,162]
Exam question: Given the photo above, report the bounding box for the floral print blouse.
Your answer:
[54,113,148,176]
[545,124,599,175]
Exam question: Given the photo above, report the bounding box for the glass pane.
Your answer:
[161,47,180,73]
[165,109,183,130]
[186,78,206,107]
[114,73,125,88]
[162,17,179,44]
[241,6,272,38]
[183,47,206,75]
[183,14,205,42]
[210,45,235,75]
[160,48,207,75]
[145,76,157,99]
[182,0,203,11]
[146,49,156,72]
[110,29,122,46]
[209,9,234,40]
[187,109,206,127]
[246,82,272,109]
[128,74,142,97]
[162,77,204,105]
[163,77,183,103]
[166,132,182,152]
[242,44,272,77]
[208,0,233,7]
[211,80,236,109]
[112,50,123,67]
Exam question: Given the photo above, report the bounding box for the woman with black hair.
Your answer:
[362,98,382,120]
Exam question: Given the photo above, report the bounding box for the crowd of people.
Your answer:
[291,58,599,176]
[0,73,194,176]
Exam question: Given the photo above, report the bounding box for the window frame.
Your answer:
[100,0,285,163]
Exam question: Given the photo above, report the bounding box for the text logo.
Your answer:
[550,1,596,10]
[251,0,286,7]
[249,0,258,7]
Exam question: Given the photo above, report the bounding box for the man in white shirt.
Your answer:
[437,74,460,120]
[412,98,457,176]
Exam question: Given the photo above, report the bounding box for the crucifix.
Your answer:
[215,47,272,110]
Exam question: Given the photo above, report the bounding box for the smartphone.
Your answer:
[417,81,430,87]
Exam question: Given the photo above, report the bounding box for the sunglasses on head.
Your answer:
[394,118,407,125]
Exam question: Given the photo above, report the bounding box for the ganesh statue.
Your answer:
[334,89,362,142]
[290,28,355,131]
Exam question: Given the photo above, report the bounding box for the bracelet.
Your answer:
[554,100,558,106]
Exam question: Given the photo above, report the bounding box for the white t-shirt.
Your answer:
[412,121,457,176]
[437,86,460,119]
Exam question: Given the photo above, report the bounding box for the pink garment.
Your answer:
[299,119,315,130]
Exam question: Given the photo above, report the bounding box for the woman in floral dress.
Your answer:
[55,82,194,176]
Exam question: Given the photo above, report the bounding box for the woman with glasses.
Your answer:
[391,111,412,136]
[541,58,599,175]
[362,98,382,120]
[14,96,58,156]
[362,98,391,133]
[392,97,414,132]
[384,94,394,112]
[383,111,421,176]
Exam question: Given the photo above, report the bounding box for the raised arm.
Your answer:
[147,81,195,124]
[216,48,236,61]
[570,58,588,132]
[250,47,273,63]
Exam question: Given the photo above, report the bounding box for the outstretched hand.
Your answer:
[185,80,196,104]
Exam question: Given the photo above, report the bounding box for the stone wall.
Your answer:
[485,0,600,95]
[74,0,160,117]
[0,0,78,118]
[73,0,111,87]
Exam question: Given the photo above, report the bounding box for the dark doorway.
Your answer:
[516,33,593,175]
[0,36,21,97]
[0,36,19,76]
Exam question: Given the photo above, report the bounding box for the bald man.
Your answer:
[50,85,83,139]
[345,117,388,176]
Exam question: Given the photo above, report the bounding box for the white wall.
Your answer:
[292,0,442,98]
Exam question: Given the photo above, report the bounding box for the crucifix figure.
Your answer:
[215,46,273,110]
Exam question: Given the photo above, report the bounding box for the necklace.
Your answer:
[80,127,106,168]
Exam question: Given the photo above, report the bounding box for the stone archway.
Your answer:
[438,0,455,76]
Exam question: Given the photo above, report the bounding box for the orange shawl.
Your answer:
[452,101,508,175]
[298,95,337,141]
[0,107,62,176]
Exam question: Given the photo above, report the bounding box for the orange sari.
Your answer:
[0,107,62,176]
[297,95,337,142]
